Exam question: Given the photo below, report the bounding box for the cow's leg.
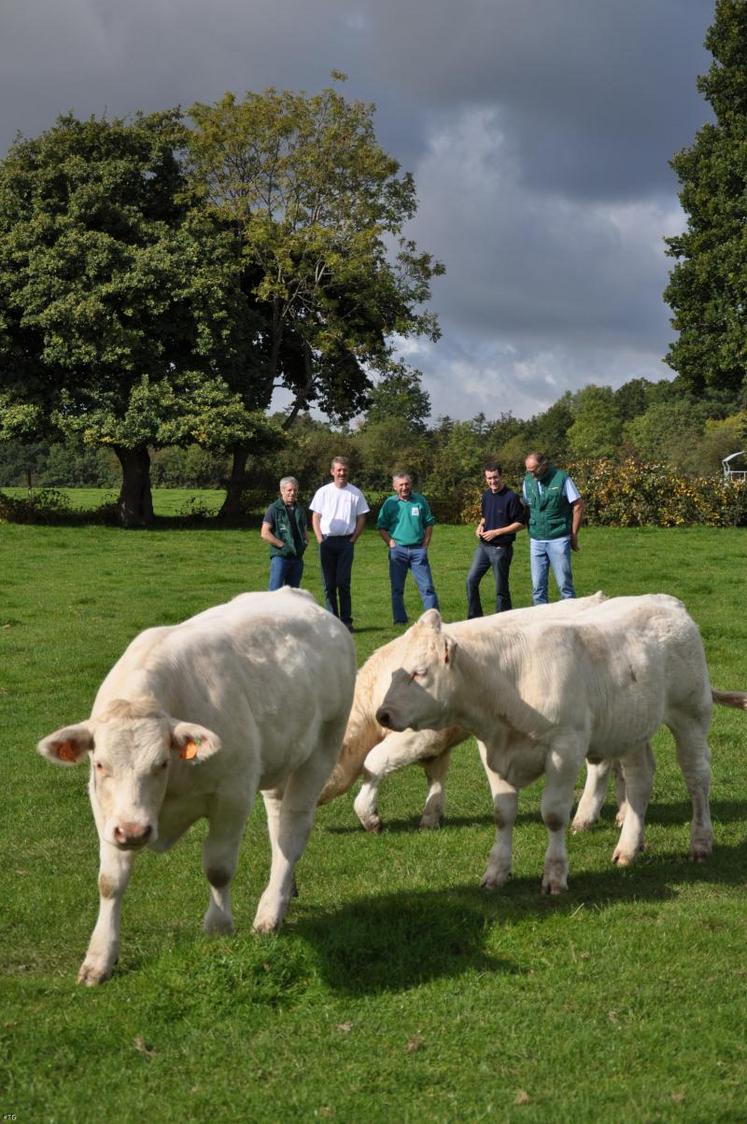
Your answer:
[670,718,713,862]
[254,748,336,932]
[420,750,451,829]
[352,731,447,832]
[540,745,585,894]
[612,742,655,865]
[614,757,630,826]
[478,741,518,889]
[202,797,252,935]
[78,840,134,985]
[571,758,615,832]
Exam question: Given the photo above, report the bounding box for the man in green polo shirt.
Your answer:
[377,472,439,625]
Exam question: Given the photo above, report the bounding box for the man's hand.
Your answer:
[571,532,580,552]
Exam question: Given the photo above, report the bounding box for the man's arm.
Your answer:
[350,513,367,545]
[570,499,584,550]
[311,511,324,544]
[480,521,525,542]
[260,520,285,549]
[422,525,433,548]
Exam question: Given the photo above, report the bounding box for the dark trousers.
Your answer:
[319,536,355,626]
[466,542,514,617]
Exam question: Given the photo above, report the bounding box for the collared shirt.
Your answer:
[376,492,435,546]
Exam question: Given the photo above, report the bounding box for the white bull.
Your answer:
[38,589,356,984]
[375,594,747,893]
[320,594,623,832]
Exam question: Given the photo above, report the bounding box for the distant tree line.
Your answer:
[2,371,745,506]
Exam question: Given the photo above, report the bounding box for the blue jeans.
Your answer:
[466,542,513,617]
[388,544,439,624]
[319,536,355,626]
[269,555,304,591]
[530,536,576,604]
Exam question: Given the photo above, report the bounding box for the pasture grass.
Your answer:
[1,509,746,1122]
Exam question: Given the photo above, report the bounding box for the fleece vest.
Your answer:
[267,498,307,558]
[523,465,572,540]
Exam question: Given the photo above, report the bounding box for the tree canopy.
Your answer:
[0,110,259,524]
[664,0,747,400]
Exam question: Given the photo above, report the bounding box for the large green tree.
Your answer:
[187,80,444,514]
[664,0,747,399]
[0,111,256,525]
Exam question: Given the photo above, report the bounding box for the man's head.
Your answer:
[330,457,349,487]
[279,477,299,504]
[484,462,503,493]
[525,452,549,480]
[393,472,412,500]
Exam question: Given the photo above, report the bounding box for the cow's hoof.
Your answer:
[480,869,510,890]
[541,880,567,895]
[689,845,712,863]
[571,816,595,833]
[77,960,111,986]
[362,815,383,834]
[203,913,234,936]
[612,841,644,866]
[419,815,442,830]
[253,917,281,935]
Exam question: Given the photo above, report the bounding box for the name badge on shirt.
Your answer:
[411,506,420,517]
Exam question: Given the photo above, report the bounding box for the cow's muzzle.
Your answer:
[113,823,153,849]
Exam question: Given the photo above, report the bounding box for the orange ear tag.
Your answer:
[58,741,78,763]
[180,738,201,760]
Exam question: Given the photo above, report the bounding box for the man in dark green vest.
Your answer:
[522,451,584,605]
[261,476,308,590]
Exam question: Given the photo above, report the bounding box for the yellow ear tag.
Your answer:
[58,741,78,763]
[181,738,200,760]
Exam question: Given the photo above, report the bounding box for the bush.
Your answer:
[567,459,747,527]
[0,488,72,524]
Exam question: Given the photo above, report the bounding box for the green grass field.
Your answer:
[2,503,746,1122]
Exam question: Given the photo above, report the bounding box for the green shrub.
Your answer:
[0,487,72,523]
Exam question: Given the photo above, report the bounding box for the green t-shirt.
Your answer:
[376,492,435,546]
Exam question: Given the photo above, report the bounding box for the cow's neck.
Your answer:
[452,631,553,743]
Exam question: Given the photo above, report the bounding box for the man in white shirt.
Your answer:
[310,457,369,632]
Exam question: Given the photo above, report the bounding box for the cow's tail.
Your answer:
[712,689,747,711]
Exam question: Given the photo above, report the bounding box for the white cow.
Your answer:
[320,593,618,831]
[375,595,747,893]
[38,589,356,985]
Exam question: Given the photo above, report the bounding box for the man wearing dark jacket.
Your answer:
[261,476,308,590]
[466,462,526,617]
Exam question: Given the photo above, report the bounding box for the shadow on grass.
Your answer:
[292,887,520,994]
[292,835,747,996]
[324,797,747,837]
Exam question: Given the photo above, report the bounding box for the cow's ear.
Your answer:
[419,608,443,633]
[169,721,222,763]
[38,724,93,766]
[443,635,457,667]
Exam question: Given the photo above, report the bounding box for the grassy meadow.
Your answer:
[1,497,746,1122]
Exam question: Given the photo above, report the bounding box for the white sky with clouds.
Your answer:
[0,0,715,421]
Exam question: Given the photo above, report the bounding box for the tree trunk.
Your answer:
[218,442,250,518]
[114,445,154,527]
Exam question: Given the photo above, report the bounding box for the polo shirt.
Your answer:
[377,492,435,546]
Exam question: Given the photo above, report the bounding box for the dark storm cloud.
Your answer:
[0,0,717,418]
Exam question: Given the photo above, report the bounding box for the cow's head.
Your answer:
[38,698,221,850]
[375,609,457,732]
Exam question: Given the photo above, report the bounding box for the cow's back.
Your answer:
[96,589,356,782]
